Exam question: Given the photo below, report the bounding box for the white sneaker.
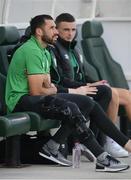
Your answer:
[104,138,129,158]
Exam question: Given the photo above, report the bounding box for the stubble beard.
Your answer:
[42,35,55,45]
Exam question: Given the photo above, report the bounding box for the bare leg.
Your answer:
[104,88,129,157]
[124,139,131,152]
[115,88,131,121]
[107,88,119,123]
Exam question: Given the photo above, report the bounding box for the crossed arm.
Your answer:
[28,74,57,96]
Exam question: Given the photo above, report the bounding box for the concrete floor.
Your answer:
[0,155,131,180]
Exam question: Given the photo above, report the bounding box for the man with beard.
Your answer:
[5,14,131,172]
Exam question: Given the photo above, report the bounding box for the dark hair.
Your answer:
[30,14,53,35]
[55,13,75,27]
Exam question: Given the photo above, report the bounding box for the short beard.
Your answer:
[41,35,54,45]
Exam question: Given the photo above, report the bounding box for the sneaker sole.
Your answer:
[80,144,96,162]
[82,150,96,162]
[39,152,70,166]
[112,154,129,158]
[96,165,130,172]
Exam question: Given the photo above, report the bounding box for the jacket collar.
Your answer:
[56,36,77,50]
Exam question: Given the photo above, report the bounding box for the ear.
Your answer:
[36,28,43,36]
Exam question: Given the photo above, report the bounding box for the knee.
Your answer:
[65,101,79,115]
[103,85,112,101]
[121,89,131,105]
[124,89,130,98]
[79,128,95,143]
[98,85,112,102]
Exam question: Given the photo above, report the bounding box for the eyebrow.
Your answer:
[63,28,76,30]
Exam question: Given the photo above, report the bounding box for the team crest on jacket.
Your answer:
[79,54,83,63]
[53,57,57,67]
[64,54,69,60]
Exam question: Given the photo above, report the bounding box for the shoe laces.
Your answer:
[106,155,120,165]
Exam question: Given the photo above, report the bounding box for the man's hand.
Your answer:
[50,83,57,93]
[87,80,110,87]
[69,85,98,95]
